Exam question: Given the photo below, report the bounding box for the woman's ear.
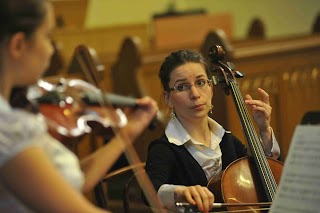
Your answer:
[8,32,27,59]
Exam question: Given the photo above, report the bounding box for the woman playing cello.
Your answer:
[145,49,280,212]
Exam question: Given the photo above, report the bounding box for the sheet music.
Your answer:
[270,125,320,213]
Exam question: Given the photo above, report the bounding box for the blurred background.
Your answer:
[84,0,319,38]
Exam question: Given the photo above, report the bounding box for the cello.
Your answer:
[205,45,283,212]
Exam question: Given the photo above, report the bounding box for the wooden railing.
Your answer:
[50,12,234,92]
[51,23,150,92]
[151,13,233,49]
[110,32,320,161]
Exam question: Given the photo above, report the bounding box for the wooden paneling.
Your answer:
[218,35,320,161]
[152,13,233,49]
[52,23,150,91]
[50,0,88,28]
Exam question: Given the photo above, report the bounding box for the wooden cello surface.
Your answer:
[208,157,283,212]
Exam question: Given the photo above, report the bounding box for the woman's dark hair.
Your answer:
[1,0,48,111]
[0,0,47,41]
[159,49,211,91]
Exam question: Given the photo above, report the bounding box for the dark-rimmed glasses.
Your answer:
[168,79,211,92]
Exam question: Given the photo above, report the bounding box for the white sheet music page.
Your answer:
[270,125,320,213]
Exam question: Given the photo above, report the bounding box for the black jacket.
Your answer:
[145,132,247,192]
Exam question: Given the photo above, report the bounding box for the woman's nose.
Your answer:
[189,85,201,99]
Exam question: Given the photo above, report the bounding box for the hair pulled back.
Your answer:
[0,0,47,42]
[159,49,211,91]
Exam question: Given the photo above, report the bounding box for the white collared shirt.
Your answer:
[158,115,280,210]
[158,115,225,210]
[165,115,225,181]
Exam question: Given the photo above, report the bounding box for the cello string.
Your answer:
[226,73,276,199]
[232,81,277,199]
[237,82,278,198]
[230,81,265,170]
[230,81,277,200]
[228,80,275,199]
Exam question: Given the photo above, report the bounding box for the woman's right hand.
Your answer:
[174,185,214,213]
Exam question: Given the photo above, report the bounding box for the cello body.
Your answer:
[208,157,283,212]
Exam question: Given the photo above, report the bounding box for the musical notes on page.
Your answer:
[270,125,320,213]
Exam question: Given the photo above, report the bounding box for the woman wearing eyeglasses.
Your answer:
[144,49,280,212]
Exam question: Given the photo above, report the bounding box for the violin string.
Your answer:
[230,81,277,200]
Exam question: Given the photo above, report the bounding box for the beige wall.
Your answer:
[85,0,320,39]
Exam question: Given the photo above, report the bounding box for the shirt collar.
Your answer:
[165,115,226,147]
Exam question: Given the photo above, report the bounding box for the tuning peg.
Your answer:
[211,76,220,86]
[235,71,244,78]
[227,62,235,70]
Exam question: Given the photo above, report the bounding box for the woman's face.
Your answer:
[166,62,213,123]
[17,2,55,86]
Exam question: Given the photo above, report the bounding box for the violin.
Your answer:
[28,78,160,144]
[24,76,166,212]
[209,45,283,212]
[26,78,130,144]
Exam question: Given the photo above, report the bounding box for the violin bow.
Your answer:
[73,45,166,212]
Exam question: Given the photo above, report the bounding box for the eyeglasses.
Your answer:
[168,79,212,92]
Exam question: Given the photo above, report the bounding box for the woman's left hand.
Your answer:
[244,88,272,133]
